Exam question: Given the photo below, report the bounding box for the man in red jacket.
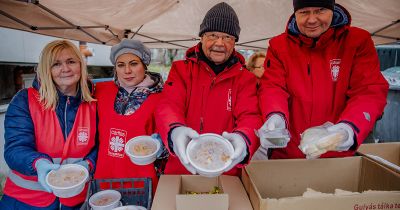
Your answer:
[258,0,388,159]
[156,2,261,176]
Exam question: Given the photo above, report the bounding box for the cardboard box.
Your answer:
[151,175,253,210]
[242,157,400,210]
[357,142,400,173]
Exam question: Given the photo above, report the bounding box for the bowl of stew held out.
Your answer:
[89,189,122,210]
[186,133,234,177]
[125,135,160,165]
[45,163,89,198]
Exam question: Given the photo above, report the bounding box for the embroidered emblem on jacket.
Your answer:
[77,127,89,145]
[108,128,127,158]
[227,89,232,111]
[330,59,341,82]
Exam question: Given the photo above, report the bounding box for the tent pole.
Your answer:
[0,10,33,29]
[130,25,144,39]
[371,19,400,36]
[33,2,105,44]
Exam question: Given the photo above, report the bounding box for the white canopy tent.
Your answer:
[0,0,399,49]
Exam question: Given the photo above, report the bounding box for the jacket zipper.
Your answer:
[200,73,217,133]
[64,96,70,139]
[307,63,311,75]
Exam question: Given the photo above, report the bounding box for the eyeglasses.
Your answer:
[204,33,235,43]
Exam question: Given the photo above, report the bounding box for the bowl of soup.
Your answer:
[45,164,88,198]
[89,190,121,210]
[112,205,147,210]
[186,133,234,177]
[125,135,160,165]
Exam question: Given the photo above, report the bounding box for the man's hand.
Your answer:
[222,132,247,172]
[171,126,199,174]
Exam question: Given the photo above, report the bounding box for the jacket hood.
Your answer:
[185,43,246,65]
[286,3,351,47]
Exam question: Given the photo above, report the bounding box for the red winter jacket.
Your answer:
[259,4,388,159]
[156,44,261,176]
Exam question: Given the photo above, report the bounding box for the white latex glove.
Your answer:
[171,126,199,174]
[265,114,286,130]
[222,132,247,172]
[258,114,289,148]
[301,123,354,159]
[324,123,354,151]
[35,159,60,193]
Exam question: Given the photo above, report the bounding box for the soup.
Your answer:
[92,195,118,206]
[131,141,156,156]
[48,169,85,188]
[189,140,231,170]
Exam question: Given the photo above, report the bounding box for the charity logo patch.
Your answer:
[330,59,341,82]
[108,128,127,158]
[77,127,89,145]
[226,89,232,111]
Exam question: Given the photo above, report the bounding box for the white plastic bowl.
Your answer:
[112,205,147,210]
[186,133,234,177]
[89,190,121,210]
[125,135,160,165]
[45,164,88,198]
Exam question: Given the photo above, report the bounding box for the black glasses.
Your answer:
[204,32,235,43]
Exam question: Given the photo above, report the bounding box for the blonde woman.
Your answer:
[247,52,266,79]
[1,40,97,210]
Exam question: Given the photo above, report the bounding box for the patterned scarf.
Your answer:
[114,72,163,115]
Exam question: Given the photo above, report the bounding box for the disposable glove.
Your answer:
[299,122,354,159]
[75,160,89,171]
[222,132,247,172]
[258,114,290,148]
[35,159,60,193]
[323,123,354,151]
[171,126,199,174]
[151,133,167,158]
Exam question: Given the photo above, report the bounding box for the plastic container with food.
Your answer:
[257,128,290,148]
[125,135,160,165]
[186,133,234,177]
[89,189,122,210]
[45,164,88,198]
[112,205,147,210]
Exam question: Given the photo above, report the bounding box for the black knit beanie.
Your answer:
[293,0,335,12]
[199,2,240,42]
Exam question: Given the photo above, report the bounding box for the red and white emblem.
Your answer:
[226,88,232,111]
[77,127,89,145]
[108,128,127,158]
[330,59,341,82]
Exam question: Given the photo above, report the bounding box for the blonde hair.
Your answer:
[246,52,266,72]
[36,40,95,110]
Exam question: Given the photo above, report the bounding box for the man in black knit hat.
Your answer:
[258,0,388,159]
[156,2,261,176]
